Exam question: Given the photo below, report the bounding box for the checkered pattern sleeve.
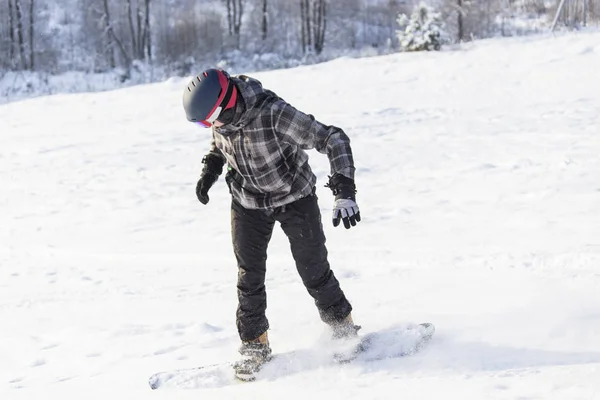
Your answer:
[208,130,227,162]
[272,100,355,180]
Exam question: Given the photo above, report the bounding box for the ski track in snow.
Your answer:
[1,31,600,399]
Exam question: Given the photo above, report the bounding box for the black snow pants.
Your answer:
[231,190,352,341]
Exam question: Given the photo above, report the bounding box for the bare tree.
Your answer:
[136,0,142,57]
[300,0,327,55]
[300,0,307,53]
[262,0,268,40]
[144,0,151,60]
[101,0,130,68]
[127,0,137,57]
[305,0,312,50]
[6,0,600,75]
[224,0,245,48]
[225,0,233,35]
[125,0,151,60]
[313,0,326,54]
[28,0,34,70]
[8,0,15,63]
[300,0,312,53]
[100,0,115,68]
[457,0,464,41]
[233,0,244,48]
[14,0,26,69]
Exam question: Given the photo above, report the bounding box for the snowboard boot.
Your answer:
[233,331,272,381]
[330,314,361,340]
[329,314,365,363]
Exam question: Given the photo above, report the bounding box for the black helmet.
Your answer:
[182,69,238,127]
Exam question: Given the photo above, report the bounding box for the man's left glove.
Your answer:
[326,173,361,229]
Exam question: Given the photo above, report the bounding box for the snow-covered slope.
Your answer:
[2,31,600,399]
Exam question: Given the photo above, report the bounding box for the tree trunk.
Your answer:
[136,4,142,58]
[313,0,326,54]
[457,0,464,41]
[300,0,326,55]
[14,0,26,69]
[300,0,306,53]
[28,0,34,70]
[144,0,151,60]
[102,0,115,68]
[232,0,244,49]
[305,0,311,50]
[102,0,130,68]
[312,0,318,49]
[319,0,324,52]
[551,0,568,31]
[232,0,238,45]
[8,0,15,63]
[262,0,267,41]
[226,0,233,36]
[127,0,137,58]
[128,0,151,61]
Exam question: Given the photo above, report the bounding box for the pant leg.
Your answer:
[275,192,352,324]
[231,200,275,341]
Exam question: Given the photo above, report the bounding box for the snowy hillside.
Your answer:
[2,31,600,399]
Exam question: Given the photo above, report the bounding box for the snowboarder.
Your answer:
[182,69,362,380]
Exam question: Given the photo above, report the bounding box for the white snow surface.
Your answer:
[2,31,600,399]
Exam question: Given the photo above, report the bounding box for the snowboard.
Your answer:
[148,322,435,390]
[334,322,434,364]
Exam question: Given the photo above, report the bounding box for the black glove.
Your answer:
[325,174,361,229]
[196,154,225,205]
[196,173,218,204]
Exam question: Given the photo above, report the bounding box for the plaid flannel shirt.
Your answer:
[208,75,355,210]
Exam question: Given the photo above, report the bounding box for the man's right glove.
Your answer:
[325,173,361,229]
[196,154,225,205]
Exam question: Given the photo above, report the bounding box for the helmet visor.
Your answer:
[195,120,211,128]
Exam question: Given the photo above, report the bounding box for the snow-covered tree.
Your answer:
[397,2,445,52]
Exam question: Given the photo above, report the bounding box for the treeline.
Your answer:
[1,0,598,75]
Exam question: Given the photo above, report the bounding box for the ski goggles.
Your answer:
[195,106,223,128]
